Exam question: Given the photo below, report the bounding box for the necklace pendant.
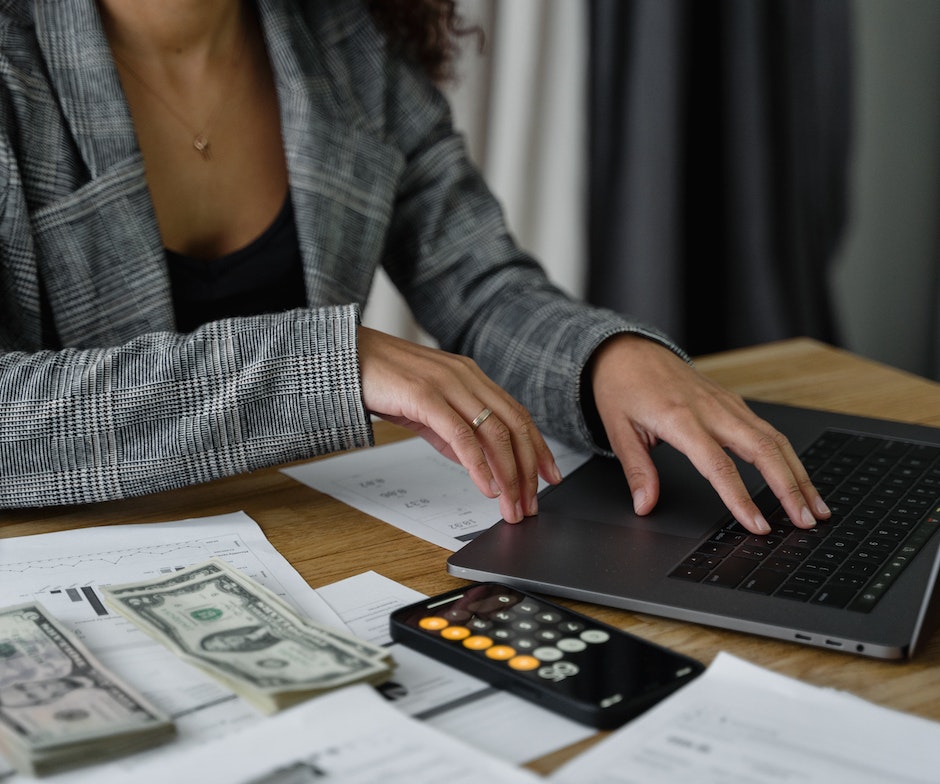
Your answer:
[193,135,211,161]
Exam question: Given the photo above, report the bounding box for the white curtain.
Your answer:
[361,0,588,344]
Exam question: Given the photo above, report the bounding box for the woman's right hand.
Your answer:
[357,326,562,523]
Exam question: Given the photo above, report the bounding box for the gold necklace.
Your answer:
[112,25,249,162]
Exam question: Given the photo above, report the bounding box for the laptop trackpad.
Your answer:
[541,452,741,541]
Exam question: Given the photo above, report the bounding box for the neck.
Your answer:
[97,0,248,64]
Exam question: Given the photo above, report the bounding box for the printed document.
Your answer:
[282,436,589,550]
[549,651,940,784]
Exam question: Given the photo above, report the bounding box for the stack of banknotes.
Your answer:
[101,559,396,715]
[0,603,176,777]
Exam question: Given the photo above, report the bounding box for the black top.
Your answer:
[167,196,307,332]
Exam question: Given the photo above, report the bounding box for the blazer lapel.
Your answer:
[33,0,140,177]
[31,0,174,346]
[258,0,404,310]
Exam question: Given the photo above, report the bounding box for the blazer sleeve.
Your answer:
[377,60,690,454]
[0,306,373,508]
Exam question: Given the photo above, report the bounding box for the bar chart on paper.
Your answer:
[48,584,111,616]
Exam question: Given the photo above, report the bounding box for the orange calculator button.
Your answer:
[508,655,540,671]
[463,635,493,651]
[419,616,449,631]
[485,645,516,661]
[441,626,471,641]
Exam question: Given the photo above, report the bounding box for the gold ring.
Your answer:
[470,407,493,431]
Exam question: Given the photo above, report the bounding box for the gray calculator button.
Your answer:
[535,611,562,624]
[516,601,540,614]
[557,638,587,653]
[533,646,563,662]
[580,629,610,644]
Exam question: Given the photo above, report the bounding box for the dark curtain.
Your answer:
[587,0,854,356]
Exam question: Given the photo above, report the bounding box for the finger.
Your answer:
[478,398,562,511]
[690,441,772,534]
[384,405,558,519]
[611,434,661,516]
[463,405,526,522]
[731,422,831,529]
[469,400,546,520]
[463,364,564,489]
[444,358,560,517]
[768,430,832,520]
[672,412,826,534]
[428,392,534,523]
[377,382,513,515]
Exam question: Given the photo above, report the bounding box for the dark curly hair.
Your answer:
[364,0,481,83]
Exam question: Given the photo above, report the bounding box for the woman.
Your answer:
[0,0,828,534]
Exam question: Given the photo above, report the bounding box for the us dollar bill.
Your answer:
[0,602,175,777]
[101,560,394,714]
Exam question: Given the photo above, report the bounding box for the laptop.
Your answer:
[448,401,940,659]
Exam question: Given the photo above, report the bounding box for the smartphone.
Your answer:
[389,582,703,729]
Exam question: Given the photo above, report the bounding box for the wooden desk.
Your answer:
[3,337,940,774]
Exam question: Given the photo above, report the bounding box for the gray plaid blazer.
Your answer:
[0,0,682,508]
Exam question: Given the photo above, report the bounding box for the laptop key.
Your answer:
[776,582,816,602]
[740,569,789,594]
[810,584,858,608]
[704,557,756,588]
[697,541,734,558]
[668,564,709,582]
[839,560,878,577]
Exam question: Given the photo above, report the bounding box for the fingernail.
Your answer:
[490,479,502,497]
[632,489,648,515]
[753,514,771,534]
[502,498,521,524]
[551,461,563,484]
[801,507,817,528]
[525,496,539,517]
[515,500,525,521]
[815,498,831,517]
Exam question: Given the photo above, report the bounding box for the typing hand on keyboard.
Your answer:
[670,431,940,612]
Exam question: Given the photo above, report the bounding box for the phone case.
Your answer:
[389,582,703,729]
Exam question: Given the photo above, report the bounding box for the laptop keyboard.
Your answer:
[669,430,940,612]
